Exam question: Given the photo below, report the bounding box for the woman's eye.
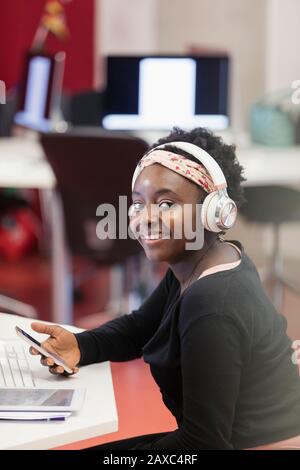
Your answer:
[158,201,175,210]
[129,203,144,218]
[132,202,144,212]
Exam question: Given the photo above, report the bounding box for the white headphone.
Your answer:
[140,141,237,233]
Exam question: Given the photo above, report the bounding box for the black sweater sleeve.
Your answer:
[75,270,172,365]
[145,292,244,450]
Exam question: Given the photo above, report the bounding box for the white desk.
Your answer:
[0,135,299,325]
[0,313,118,450]
[1,135,299,189]
[0,137,55,188]
[237,145,300,187]
[0,137,72,325]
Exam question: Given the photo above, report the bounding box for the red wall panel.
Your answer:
[0,0,95,93]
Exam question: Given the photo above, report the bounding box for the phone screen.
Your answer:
[19,328,41,348]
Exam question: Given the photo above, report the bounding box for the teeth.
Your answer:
[141,234,162,240]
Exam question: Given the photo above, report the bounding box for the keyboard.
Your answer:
[0,341,36,388]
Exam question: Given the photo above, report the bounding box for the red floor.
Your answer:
[55,360,176,449]
[1,253,300,448]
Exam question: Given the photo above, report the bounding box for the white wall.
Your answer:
[97,0,158,89]
[99,0,158,55]
[265,0,300,92]
[156,0,268,131]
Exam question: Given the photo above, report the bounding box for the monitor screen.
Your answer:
[102,55,230,131]
[14,52,65,132]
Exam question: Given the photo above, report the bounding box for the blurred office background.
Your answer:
[0,0,300,446]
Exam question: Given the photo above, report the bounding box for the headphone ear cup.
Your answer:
[201,192,221,233]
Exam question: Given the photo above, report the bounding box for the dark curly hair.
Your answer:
[149,127,246,208]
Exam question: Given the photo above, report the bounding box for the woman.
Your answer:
[31,127,300,450]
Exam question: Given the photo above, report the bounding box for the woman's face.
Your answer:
[130,163,205,263]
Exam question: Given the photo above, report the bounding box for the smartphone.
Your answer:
[15,326,74,374]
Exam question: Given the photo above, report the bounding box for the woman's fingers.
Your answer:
[30,347,77,374]
[40,356,47,366]
[29,345,55,368]
[30,347,55,367]
[29,346,39,355]
[48,365,79,376]
[29,345,79,375]
[40,356,55,367]
[49,365,65,375]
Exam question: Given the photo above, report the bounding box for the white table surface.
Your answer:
[236,145,300,187]
[0,137,55,189]
[0,313,118,450]
[0,135,299,189]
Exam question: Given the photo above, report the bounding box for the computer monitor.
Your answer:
[102,55,230,131]
[14,51,66,132]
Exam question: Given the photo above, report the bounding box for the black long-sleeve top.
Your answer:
[75,241,300,449]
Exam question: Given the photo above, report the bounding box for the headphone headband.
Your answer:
[150,141,227,190]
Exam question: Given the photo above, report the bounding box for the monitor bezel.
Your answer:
[102,53,231,130]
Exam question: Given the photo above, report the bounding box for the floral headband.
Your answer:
[131,149,215,193]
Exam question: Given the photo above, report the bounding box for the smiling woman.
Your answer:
[30,127,300,450]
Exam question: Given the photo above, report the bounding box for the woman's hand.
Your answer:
[29,322,81,376]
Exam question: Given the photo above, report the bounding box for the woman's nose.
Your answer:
[139,204,160,227]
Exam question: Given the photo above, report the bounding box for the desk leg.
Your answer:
[41,189,73,325]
